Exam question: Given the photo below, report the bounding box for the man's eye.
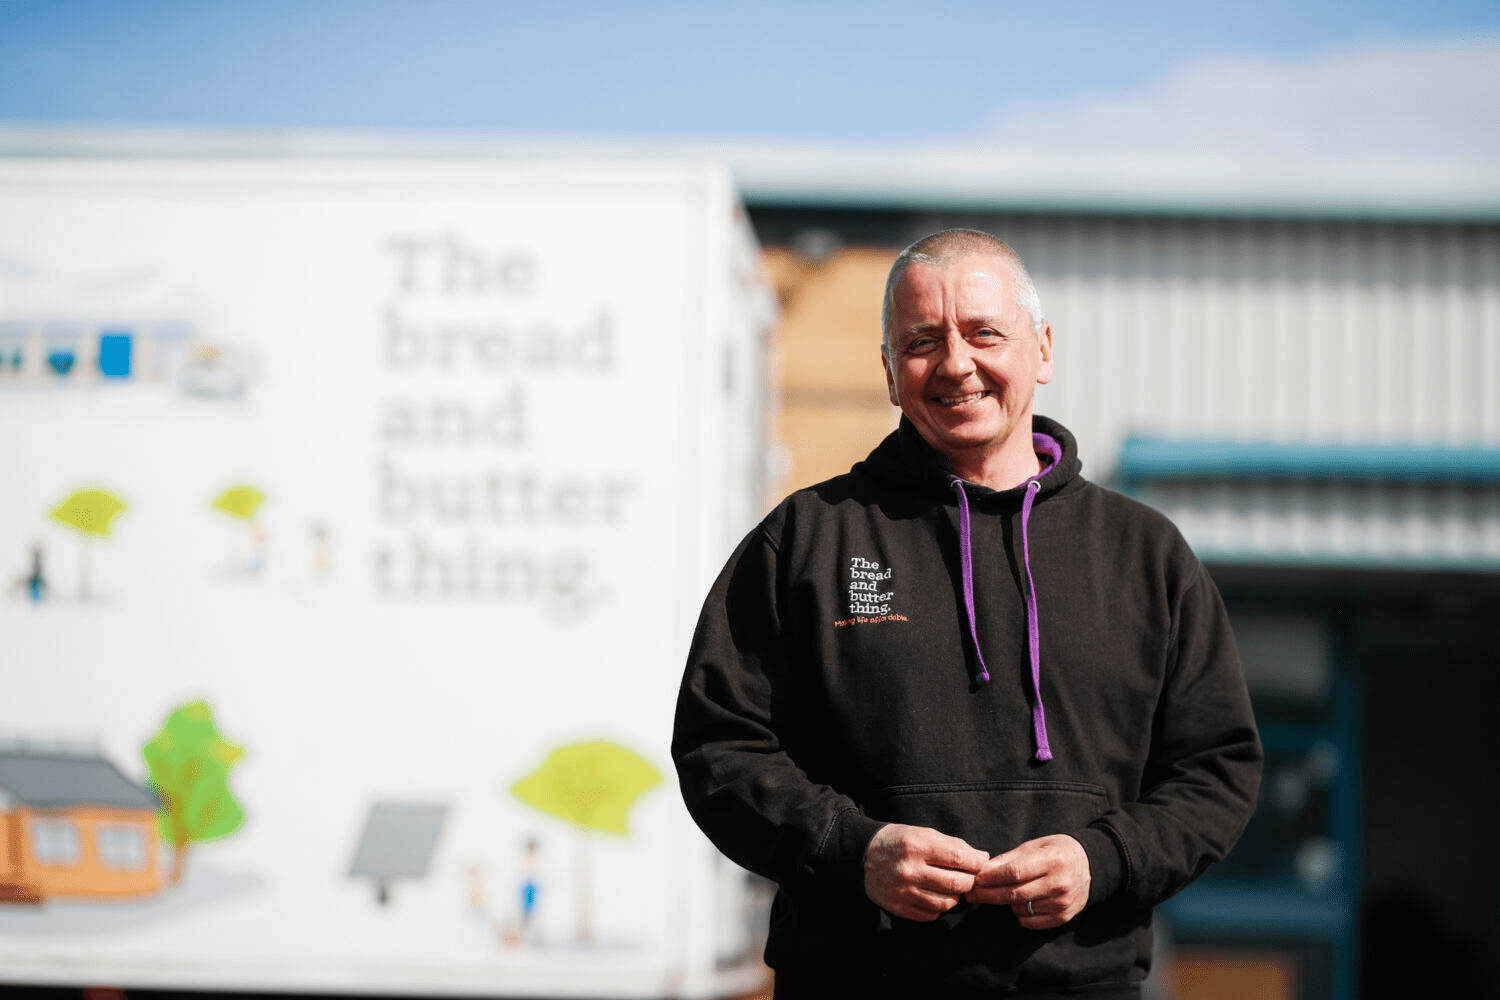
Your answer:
[973,328,999,340]
[905,337,937,353]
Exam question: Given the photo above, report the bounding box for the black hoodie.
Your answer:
[673,416,1261,995]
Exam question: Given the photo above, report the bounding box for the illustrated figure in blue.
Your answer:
[27,544,46,602]
[519,837,541,940]
[9,543,46,603]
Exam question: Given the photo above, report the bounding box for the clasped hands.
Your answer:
[863,823,1090,929]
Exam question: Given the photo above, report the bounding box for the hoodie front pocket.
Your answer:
[863,779,1109,856]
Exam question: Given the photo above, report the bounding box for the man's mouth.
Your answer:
[934,390,990,406]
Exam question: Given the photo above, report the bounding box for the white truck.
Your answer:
[0,159,777,997]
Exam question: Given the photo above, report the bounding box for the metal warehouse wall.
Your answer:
[753,206,1500,1000]
[755,210,1500,486]
[946,215,1500,481]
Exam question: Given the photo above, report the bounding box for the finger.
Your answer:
[981,846,1052,887]
[912,862,979,893]
[1002,871,1068,899]
[1006,888,1086,929]
[982,833,1089,888]
[962,885,1014,906]
[868,825,986,874]
[922,834,989,874]
[895,889,964,921]
[877,855,977,894]
[1010,899,1056,917]
[1015,905,1075,931]
[973,864,1046,890]
[972,857,1056,892]
[968,875,1071,907]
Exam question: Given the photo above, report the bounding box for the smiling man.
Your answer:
[674,230,1261,998]
[880,233,1053,490]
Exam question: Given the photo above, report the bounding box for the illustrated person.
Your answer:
[310,522,331,577]
[498,837,543,948]
[9,542,46,603]
[672,230,1262,998]
[519,837,541,940]
[465,862,488,925]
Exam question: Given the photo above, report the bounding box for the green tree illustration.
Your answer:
[142,700,247,884]
[211,485,265,521]
[511,740,662,945]
[210,484,267,574]
[48,487,128,600]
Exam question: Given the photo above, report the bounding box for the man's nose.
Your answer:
[935,334,976,379]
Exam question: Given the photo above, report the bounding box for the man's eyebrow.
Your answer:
[902,322,943,337]
[901,316,1006,338]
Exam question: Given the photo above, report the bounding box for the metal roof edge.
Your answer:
[1120,436,1500,483]
[1187,548,1500,575]
[716,143,1500,222]
[2,124,1497,222]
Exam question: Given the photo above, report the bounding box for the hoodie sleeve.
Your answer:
[1070,561,1263,911]
[672,521,886,898]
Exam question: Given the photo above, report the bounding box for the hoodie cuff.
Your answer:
[814,808,887,896]
[1072,825,1127,907]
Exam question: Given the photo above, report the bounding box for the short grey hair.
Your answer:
[881,229,1044,360]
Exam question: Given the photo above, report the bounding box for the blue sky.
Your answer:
[2,0,1498,154]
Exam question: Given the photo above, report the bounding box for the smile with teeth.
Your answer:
[935,390,990,406]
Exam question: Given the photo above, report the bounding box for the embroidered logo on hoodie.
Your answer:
[834,556,907,626]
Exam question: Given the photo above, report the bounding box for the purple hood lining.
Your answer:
[948,431,1062,762]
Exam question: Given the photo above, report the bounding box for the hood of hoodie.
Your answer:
[852,413,1083,505]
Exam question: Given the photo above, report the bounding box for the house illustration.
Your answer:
[0,741,164,905]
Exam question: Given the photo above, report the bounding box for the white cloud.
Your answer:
[988,36,1500,160]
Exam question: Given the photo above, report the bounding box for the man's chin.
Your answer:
[925,429,1006,460]
[925,416,1006,446]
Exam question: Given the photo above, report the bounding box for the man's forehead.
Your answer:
[908,248,1014,275]
[894,254,1021,318]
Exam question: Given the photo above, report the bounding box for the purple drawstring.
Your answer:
[948,434,1060,762]
[950,478,991,684]
[1019,480,1053,761]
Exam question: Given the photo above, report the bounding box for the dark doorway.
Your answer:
[1212,566,1500,1000]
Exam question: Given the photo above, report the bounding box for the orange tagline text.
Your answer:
[833,614,910,627]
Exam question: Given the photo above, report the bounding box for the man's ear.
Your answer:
[881,349,899,406]
[1035,322,1054,386]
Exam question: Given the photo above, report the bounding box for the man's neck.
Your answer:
[945,423,1041,491]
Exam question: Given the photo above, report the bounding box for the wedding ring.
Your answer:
[1026,900,1034,917]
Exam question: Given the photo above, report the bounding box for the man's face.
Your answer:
[882,254,1053,469]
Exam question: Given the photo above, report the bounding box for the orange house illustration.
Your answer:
[1,744,165,905]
